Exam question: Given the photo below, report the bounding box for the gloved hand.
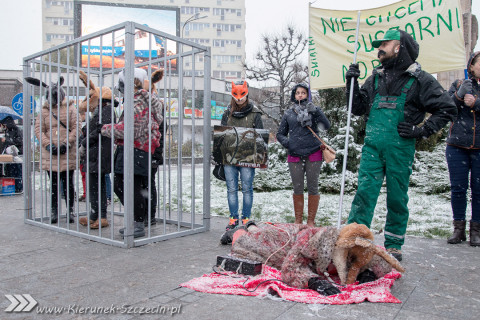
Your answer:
[356,269,377,284]
[457,79,473,99]
[306,102,316,113]
[345,63,360,87]
[46,144,58,154]
[79,145,86,158]
[97,123,105,134]
[308,277,341,296]
[397,122,425,139]
[59,143,67,154]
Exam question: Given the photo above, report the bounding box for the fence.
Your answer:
[22,21,212,248]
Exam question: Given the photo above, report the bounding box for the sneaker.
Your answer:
[242,218,250,225]
[387,248,403,261]
[78,195,86,202]
[144,218,157,227]
[226,218,239,231]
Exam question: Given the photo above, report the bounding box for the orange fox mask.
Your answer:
[231,81,248,101]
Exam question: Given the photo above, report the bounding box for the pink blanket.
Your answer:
[180,265,402,304]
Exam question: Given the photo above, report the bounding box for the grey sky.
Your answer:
[1,0,479,70]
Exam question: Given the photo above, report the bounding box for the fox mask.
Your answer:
[231,81,248,101]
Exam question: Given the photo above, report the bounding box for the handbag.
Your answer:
[213,164,226,181]
[306,126,336,163]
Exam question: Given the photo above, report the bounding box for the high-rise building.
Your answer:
[42,0,246,81]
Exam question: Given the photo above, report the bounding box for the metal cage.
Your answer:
[22,21,212,248]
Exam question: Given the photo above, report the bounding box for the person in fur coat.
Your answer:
[229,222,404,295]
[33,85,77,224]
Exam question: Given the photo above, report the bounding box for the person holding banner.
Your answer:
[445,51,480,247]
[276,83,330,226]
[345,29,457,261]
[221,81,263,231]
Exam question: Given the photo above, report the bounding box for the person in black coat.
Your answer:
[0,116,23,193]
[78,90,116,229]
[345,29,457,261]
[445,51,480,247]
[276,83,331,226]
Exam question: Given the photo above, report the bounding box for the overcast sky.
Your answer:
[1,0,479,70]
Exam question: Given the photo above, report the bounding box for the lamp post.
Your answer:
[182,12,208,38]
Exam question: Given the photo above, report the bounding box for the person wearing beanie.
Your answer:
[221,81,263,231]
[446,51,480,247]
[276,83,331,226]
[345,29,457,261]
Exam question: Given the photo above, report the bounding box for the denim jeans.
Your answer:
[446,145,480,223]
[105,174,112,200]
[224,165,255,220]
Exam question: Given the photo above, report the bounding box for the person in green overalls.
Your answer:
[344,29,457,261]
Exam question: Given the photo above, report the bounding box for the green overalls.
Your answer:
[348,76,416,250]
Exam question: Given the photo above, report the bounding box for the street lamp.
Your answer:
[182,12,208,38]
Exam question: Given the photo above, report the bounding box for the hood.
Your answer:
[382,30,419,71]
[290,83,310,103]
[467,51,480,79]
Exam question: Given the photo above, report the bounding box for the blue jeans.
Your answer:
[224,165,255,220]
[105,174,112,200]
[446,145,480,223]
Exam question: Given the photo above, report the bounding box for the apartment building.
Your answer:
[42,0,246,81]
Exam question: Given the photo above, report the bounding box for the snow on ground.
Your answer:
[32,164,456,239]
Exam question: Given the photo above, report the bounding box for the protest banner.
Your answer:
[309,0,465,89]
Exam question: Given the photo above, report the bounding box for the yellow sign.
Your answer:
[309,0,465,89]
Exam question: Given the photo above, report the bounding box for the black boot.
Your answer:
[470,221,480,247]
[51,207,58,224]
[67,208,75,223]
[447,220,466,244]
[120,221,145,238]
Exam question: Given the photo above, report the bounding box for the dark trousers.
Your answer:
[48,170,75,212]
[113,173,147,222]
[446,145,480,223]
[88,172,107,220]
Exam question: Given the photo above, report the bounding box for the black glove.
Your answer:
[308,277,341,296]
[457,79,473,99]
[345,63,360,87]
[397,122,425,139]
[97,123,104,134]
[46,144,58,154]
[59,143,67,154]
[306,102,316,113]
[356,269,377,284]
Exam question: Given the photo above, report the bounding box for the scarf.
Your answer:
[294,102,312,127]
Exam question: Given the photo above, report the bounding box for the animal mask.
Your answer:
[25,76,66,106]
[78,70,113,113]
[231,81,248,101]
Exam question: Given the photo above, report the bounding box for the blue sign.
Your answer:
[11,93,35,116]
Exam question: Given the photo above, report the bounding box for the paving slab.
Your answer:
[0,194,479,319]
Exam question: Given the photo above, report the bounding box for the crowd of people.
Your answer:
[219,28,477,293]
[14,27,478,269]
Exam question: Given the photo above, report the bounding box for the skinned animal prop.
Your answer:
[230,222,405,290]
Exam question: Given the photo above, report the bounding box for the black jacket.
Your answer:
[347,30,457,137]
[0,117,23,155]
[277,94,331,157]
[81,102,115,174]
[447,51,480,149]
[221,101,263,129]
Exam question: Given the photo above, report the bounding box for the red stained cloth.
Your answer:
[180,265,402,305]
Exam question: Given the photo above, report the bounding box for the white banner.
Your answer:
[309,0,465,89]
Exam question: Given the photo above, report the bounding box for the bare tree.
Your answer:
[243,25,308,127]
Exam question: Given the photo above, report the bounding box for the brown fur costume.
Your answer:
[231,223,405,288]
